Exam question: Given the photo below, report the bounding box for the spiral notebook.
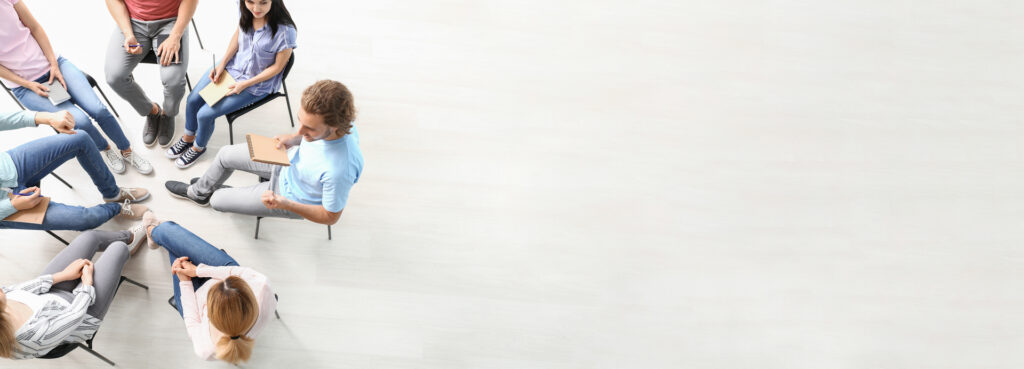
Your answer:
[246,134,290,166]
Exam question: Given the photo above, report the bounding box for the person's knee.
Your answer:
[160,68,187,89]
[106,242,131,263]
[105,66,132,87]
[196,108,218,126]
[70,109,91,125]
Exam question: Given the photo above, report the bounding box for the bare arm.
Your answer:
[0,63,32,88]
[104,0,134,36]
[220,27,240,67]
[169,0,198,42]
[241,48,291,86]
[280,201,342,225]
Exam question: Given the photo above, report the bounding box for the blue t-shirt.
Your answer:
[278,127,363,212]
[226,24,296,96]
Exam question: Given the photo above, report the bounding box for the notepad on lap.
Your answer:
[198,72,237,106]
[46,81,70,105]
[246,134,290,166]
[3,197,50,224]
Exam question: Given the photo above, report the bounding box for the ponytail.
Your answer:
[207,276,259,364]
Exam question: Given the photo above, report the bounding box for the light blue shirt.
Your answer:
[225,24,296,96]
[278,127,363,213]
[0,110,36,219]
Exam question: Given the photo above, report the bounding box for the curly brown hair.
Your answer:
[301,80,356,135]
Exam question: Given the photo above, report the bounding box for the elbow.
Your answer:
[321,211,342,226]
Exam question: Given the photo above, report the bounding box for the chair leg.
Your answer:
[191,19,205,50]
[5,86,26,110]
[186,74,193,92]
[46,231,70,246]
[254,216,262,239]
[50,173,74,189]
[79,343,116,366]
[282,81,295,127]
[121,276,149,290]
[94,85,120,118]
[228,120,235,145]
[327,225,332,240]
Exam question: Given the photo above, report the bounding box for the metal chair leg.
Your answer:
[327,225,332,240]
[282,81,295,127]
[79,344,116,366]
[192,19,205,50]
[94,84,120,118]
[254,216,262,239]
[46,231,70,245]
[228,119,235,145]
[121,276,149,290]
[186,73,193,92]
[50,173,74,189]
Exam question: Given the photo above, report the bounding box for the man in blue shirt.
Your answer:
[165,80,363,225]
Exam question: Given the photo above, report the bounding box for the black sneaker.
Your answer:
[165,137,193,159]
[175,148,205,169]
[158,115,175,147]
[165,180,209,207]
[143,112,160,147]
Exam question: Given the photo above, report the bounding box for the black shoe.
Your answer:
[175,147,205,169]
[165,180,209,207]
[143,112,160,147]
[158,115,175,147]
[165,137,193,159]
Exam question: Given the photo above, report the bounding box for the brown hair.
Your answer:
[0,299,15,358]
[301,80,356,135]
[207,276,259,364]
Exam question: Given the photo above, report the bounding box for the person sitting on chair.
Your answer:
[1,110,151,231]
[142,212,276,364]
[167,0,297,168]
[104,0,197,147]
[0,0,152,174]
[165,80,363,226]
[0,228,146,359]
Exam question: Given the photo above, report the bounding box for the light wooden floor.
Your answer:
[2,0,1022,368]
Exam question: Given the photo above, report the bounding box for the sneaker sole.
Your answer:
[167,188,210,207]
[144,138,157,147]
[166,150,186,159]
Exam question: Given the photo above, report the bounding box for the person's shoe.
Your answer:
[165,180,209,206]
[166,137,193,159]
[126,219,148,255]
[143,210,162,249]
[158,115,175,147]
[175,148,205,169]
[102,149,127,174]
[115,200,148,220]
[123,151,153,175]
[143,111,160,147]
[104,187,151,203]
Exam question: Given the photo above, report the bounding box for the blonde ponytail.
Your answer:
[215,334,255,364]
[207,276,259,364]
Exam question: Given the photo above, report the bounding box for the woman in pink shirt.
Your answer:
[0,0,153,175]
[142,213,277,364]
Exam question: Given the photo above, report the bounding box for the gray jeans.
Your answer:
[42,230,131,320]
[189,143,302,219]
[104,17,190,117]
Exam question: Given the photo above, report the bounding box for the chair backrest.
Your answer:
[2,82,27,110]
[39,341,85,359]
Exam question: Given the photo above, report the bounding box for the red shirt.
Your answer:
[124,0,181,21]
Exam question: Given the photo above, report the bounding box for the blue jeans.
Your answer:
[151,221,240,317]
[6,131,121,198]
[184,67,265,149]
[13,56,131,151]
[0,201,120,231]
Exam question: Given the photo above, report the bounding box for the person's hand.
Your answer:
[25,81,49,97]
[123,33,142,55]
[81,261,94,286]
[209,65,226,83]
[47,63,66,90]
[172,256,193,281]
[55,258,89,282]
[9,187,43,211]
[261,190,288,210]
[156,34,181,66]
[225,80,250,96]
[41,111,76,134]
[272,134,294,149]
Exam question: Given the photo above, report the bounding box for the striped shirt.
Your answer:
[1,275,100,360]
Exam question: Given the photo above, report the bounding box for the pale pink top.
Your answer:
[178,265,277,360]
[0,0,50,88]
[124,0,181,21]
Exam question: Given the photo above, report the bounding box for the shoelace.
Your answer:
[120,199,134,216]
[171,139,190,154]
[105,150,122,165]
[181,148,201,162]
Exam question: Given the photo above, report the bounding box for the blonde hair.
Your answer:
[207,276,259,364]
[0,299,15,358]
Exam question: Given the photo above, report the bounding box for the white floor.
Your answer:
[1,0,1022,368]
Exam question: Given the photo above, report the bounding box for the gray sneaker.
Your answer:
[143,112,160,147]
[158,115,175,147]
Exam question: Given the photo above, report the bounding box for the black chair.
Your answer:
[254,176,333,240]
[226,53,296,145]
[39,276,149,366]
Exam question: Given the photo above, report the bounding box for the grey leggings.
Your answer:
[42,230,131,320]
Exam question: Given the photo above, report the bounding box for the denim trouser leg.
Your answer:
[151,221,239,317]
[0,201,120,231]
[13,73,110,151]
[184,67,265,149]
[58,57,130,150]
[7,132,120,198]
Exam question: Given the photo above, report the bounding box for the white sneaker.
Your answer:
[122,151,153,175]
[126,220,147,255]
[102,149,127,174]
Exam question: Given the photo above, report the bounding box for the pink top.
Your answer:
[178,265,277,361]
[0,0,50,88]
[124,0,181,21]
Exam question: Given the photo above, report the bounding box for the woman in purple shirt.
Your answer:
[166,0,297,168]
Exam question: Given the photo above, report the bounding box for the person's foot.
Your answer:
[175,148,205,169]
[104,187,151,203]
[102,149,127,174]
[115,200,148,220]
[143,109,161,147]
[122,151,153,175]
[158,115,175,147]
[126,219,148,255]
[143,210,162,249]
[165,180,209,206]
[166,137,193,159]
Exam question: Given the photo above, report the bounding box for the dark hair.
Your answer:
[239,0,296,37]
[302,80,357,135]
